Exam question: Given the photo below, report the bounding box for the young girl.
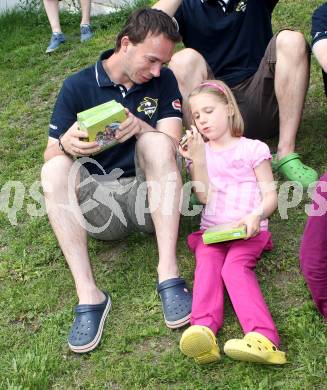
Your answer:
[178,80,286,365]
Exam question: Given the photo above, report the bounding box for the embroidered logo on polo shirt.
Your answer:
[172,99,181,111]
[137,97,158,119]
[235,0,247,12]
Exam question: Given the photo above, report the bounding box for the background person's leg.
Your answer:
[43,0,65,53]
[80,0,91,25]
[275,30,309,160]
[169,48,208,129]
[43,0,61,33]
[232,31,317,187]
[79,0,93,42]
[274,30,317,187]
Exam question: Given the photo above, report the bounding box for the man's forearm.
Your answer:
[152,0,182,17]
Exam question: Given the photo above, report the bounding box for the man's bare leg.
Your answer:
[275,30,310,160]
[41,155,104,305]
[169,48,208,129]
[136,133,182,283]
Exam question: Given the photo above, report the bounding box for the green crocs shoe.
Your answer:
[274,153,318,189]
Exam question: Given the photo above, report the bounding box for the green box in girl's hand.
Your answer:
[202,223,247,244]
[77,100,127,151]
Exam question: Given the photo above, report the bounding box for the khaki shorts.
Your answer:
[77,139,182,241]
[231,33,279,139]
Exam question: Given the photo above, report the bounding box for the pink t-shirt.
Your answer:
[200,137,272,231]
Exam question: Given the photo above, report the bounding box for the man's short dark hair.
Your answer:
[115,8,181,51]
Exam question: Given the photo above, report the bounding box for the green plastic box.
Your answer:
[202,224,247,244]
[77,100,116,122]
[77,100,126,151]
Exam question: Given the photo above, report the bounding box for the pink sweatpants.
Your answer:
[188,230,280,346]
[300,173,327,320]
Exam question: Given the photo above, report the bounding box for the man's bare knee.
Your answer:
[277,30,308,60]
[136,132,176,170]
[169,48,208,85]
[41,155,76,195]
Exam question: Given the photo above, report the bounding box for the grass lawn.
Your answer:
[0,1,326,389]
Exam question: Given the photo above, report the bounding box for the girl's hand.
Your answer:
[236,212,261,239]
[178,125,205,163]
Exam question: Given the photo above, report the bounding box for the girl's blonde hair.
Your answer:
[189,80,244,137]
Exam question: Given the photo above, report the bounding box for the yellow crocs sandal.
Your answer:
[224,332,286,364]
[224,332,286,365]
[179,325,220,364]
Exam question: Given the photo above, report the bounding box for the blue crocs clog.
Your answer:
[68,291,111,353]
[157,277,192,329]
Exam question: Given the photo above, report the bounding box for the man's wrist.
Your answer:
[138,118,150,135]
[58,134,72,157]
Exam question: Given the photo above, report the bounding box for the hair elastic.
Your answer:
[199,82,226,94]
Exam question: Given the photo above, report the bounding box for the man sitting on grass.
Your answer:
[41,8,192,354]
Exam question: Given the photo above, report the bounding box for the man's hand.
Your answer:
[60,122,101,157]
[115,108,143,143]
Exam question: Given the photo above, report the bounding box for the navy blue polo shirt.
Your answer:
[48,50,183,176]
[174,0,279,87]
[312,3,327,97]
